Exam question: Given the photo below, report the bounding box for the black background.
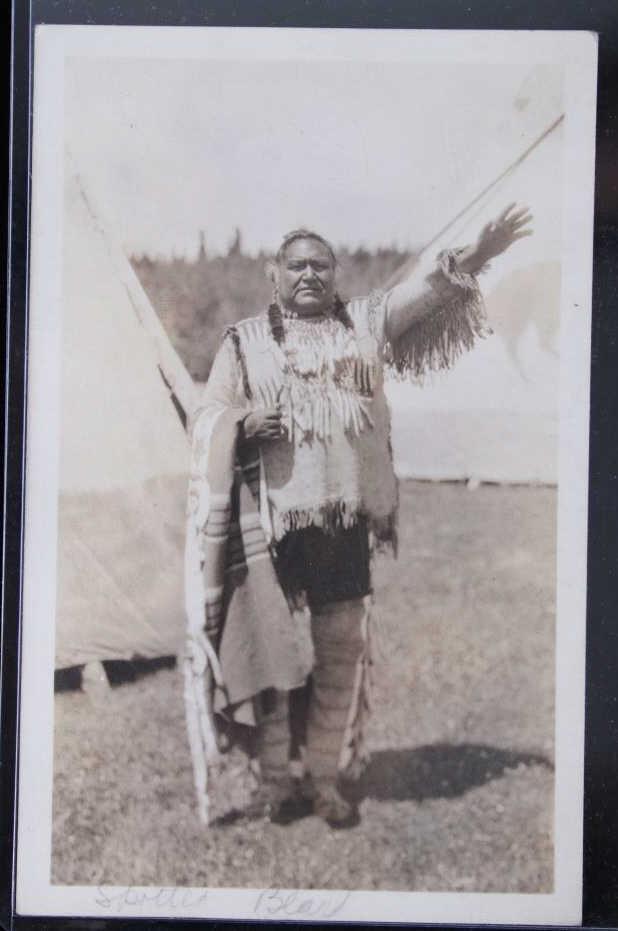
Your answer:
[5,1,618,928]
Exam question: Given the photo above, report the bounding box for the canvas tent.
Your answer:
[388,260,560,485]
[387,111,563,486]
[55,175,195,669]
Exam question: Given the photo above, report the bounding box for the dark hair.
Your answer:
[275,228,337,266]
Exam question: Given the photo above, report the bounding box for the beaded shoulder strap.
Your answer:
[223,325,253,400]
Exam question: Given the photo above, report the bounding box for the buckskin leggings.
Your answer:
[258,596,367,793]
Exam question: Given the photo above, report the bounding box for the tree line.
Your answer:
[132,238,410,382]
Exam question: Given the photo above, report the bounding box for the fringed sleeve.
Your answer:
[383,248,492,378]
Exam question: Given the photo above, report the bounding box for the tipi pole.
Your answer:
[385,113,565,290]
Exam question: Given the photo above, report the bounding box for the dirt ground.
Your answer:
[52,480,555,892]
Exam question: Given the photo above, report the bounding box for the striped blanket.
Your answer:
[183,406,315,823]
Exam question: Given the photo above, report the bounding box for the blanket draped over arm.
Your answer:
[183,336,314,823]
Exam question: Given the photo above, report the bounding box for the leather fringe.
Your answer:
[386,249,492,379]
[273,499,361,538]
[270,499,398,545]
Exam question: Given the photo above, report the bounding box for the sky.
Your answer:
[65,56,563,265]
[60,50,567,482]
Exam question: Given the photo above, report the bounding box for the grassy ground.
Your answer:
[52,480,555,892]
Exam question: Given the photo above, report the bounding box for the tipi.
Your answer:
[55,174,196,671]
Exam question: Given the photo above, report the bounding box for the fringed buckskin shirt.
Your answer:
[189,249,489,552]
[183,249,490,822]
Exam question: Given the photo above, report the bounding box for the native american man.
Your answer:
[184,204,532,827]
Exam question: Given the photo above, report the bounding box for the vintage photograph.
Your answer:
[16,26,596,925]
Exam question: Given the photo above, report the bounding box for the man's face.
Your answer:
[276,238,336,316]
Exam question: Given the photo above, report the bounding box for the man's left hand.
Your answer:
[459,202,533,274]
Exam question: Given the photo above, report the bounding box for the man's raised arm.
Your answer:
[384,203,533,344]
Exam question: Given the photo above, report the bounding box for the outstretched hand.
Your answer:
[459,203,533,274]
[478,203,533,259]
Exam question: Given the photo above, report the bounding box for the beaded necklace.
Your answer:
[263,295,376,441]
[267,293,353,343]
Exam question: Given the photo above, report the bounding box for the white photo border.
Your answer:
[16,24,598,925]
